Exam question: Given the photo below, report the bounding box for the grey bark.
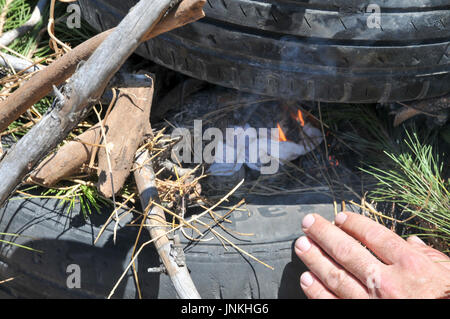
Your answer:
[0,0,174,206]
[0,53,42,73]
[134,150,201,299]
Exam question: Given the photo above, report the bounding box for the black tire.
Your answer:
[78,0,450,103]
[0,192,335,298]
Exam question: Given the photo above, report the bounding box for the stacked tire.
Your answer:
[78,0,450,103]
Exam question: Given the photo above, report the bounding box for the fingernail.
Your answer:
[300,272,314,288]
[409,235,426,246]
[335,212,347,226]
[302,214,315,229]
[295,236,311,253]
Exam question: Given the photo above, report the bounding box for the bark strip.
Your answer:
[0,0,48,47]
[28,75,154,189]
[97,78,154,198]
[0,0,206,133]
[0,0,181,206]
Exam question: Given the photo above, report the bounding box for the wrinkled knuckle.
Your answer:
[378,279,404,299]
[383,237,403,253]
[362,227,385,245]
[428,251,450,262]
[399,251,428,271]
[364,264,384,297]
[332,240,355,263]
[325,268,346,290]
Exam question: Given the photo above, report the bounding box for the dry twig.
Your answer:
[134,149,201,299]
[0,0,206,133]
[0,0,206,207]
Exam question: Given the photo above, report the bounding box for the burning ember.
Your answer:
[294,109,305,127]
[277,123,288,142]
[277,108,306,142]
[328,155,340,167]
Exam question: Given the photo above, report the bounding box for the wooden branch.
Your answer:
[0,0,180,206]
[0,0,206,133]
[26,74,155,187]
[0,52,42,73]
[133,150,201,299]
[97,76,154,198]
[0,0,48,47]
[26,124,101,186]
[394,95,450,127]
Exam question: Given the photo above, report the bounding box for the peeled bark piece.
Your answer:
[28,74,154,187]
[27,125,102,186]
[97,77,154,198]
[0,0,196,207]
[0,0,206,133]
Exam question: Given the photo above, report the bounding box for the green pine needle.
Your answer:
[361,131,449,246]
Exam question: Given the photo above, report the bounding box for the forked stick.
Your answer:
[0,0,206,133]
[0,0,205,206]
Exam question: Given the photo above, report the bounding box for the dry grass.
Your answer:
[1,0,448,298]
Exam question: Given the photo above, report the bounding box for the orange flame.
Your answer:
[289,109,306,127]
[277,123,287,142]
[278,108,306,142]
[296,109,305,127]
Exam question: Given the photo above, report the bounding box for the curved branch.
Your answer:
[0,0,205,206]
[0,0,206,133]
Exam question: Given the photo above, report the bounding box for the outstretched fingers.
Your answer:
[334,211,415,265]
[295,236,370,298]
[300,213,385,286]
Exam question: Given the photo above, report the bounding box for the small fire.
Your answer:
[296,109,305,127]
[277,108,306,142]
[289,109,305,127]
[277,123,287,142]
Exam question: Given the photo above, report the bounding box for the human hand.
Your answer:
[294,211,450,299]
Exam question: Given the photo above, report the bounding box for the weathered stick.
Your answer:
[97,76,154,198]
[27,74,154,188]
[0,52,43,73]
[394,95,450,127]
[0,0,184,206]
[0,0,206,133]
[0,0,48,47]
[26,125,102,186]
[133,150,201,299]
[26,74,153,186]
